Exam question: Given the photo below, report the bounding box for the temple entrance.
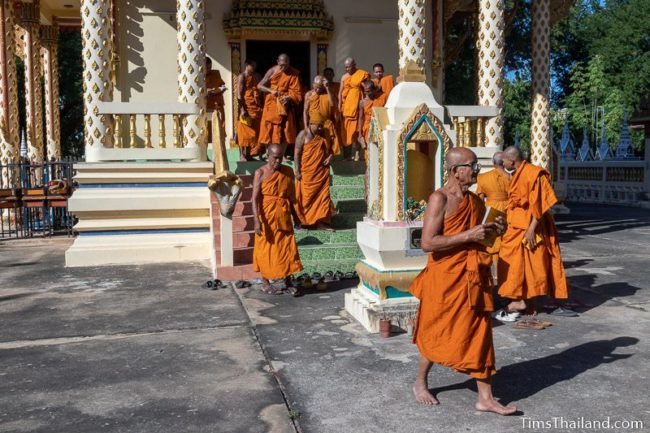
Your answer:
[245,40,311,85]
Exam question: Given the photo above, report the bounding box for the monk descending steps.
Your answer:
[236,59,262,160]
[371,62,394,106]
[303,75,340,155]
[339,57,370,161]
[409,148,516,415]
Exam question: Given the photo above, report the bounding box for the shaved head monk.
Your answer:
[497,146,568,314]
[257,54,303,154]
[303,75,340,155]
[339,57,370,161]
[476,152,511,276]
[294,121,335,230]
[409,147,516,415]
[357,81,383,147]
[236,59,261,161]
[252,144,303,296]
[371,63,394,106]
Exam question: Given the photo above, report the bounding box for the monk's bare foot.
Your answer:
[507,300,526,312]
[412,383,439,405]
[475,397,517,415]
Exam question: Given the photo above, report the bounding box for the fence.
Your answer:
[0,158,77,239]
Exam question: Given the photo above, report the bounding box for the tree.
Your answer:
[58,31,84,157]
[503,75,532,154]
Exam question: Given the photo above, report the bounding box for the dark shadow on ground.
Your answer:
[431,337,638,405]
[554,203,650,243]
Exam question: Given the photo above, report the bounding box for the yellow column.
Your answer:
[41,25,61,161]
[0,0,19,172]
[530,0,551,170]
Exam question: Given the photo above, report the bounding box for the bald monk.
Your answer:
[303,75,340,155]
[339,57,370,161]
[323,67,340,102]
[409,147,516,415]
[206,58,227,146]
[294,122,335,230]
[371,63,394,106]
[476,151,511,262]
[497,146,568,313]
[357,81,383,146]
[258,54,303,154]
[237,59,262,160]
[253,144,303,296]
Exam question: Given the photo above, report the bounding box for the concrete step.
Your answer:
[334,198,366,213]
[75,216,210,232]
[298,259,359,276]
[332,212,364,229]
[297,243,362,261]
[295,228,356,246]
[330,185,365,201]
[69,187,210,213]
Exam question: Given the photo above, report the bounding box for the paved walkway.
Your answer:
[1,204,649,432]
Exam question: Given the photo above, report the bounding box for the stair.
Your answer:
[212,150,366,280]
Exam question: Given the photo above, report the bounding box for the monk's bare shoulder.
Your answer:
[425,190,447,216]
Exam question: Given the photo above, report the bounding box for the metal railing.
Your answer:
[0,158,78,239]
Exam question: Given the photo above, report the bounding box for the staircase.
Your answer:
[212,149,366,280]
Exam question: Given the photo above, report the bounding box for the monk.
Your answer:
[206,58,227,146]
[409,147,516,415]
[476,151,511,261]
[236,59,262,160]
[258,54,303,156]
[357,81,383,146]
[339,57,370,161]
[252,144,303,296]
[371,63,394,106]
[303,75,340,155]
[323,67,340,102]
[294,121,335,230]
[497,146,568,315]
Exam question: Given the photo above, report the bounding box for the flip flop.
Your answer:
[260,284,283,295]
[317,278,327,291]
[324,271,335,282]
[514,320,547,330]
[550,307,579,317]
[287,285,301,297]
[234,280,250,289]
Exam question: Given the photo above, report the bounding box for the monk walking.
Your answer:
[206,58,227,146]
[303,75,340,155]
[294,121,335,230]
[409,147,516,416]
[257,54,303,156]
[236,59,262,160]
[497,146,568,315]
[339,57,370,161]
[476,152,511,260]
[323,67,340,101]
[371,63,394,106]
[252,144,303,296]
[357,81,383,146]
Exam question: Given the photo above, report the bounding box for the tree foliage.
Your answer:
[58,31,84,157]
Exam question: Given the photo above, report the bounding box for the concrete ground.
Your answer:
[1,203,649,433]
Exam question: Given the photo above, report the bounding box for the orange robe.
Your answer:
[497,161,568,300]
[340,69,370,145]
[206,70,225,112]
[259,66,302,145]
[410,193,496,379]
[476,169,510,256]
[253,166,303,279]
[306,92,341,155]
[373,75,394,106]
[237,74,262,153]
[361,97,383,141]
[295,135,335,226]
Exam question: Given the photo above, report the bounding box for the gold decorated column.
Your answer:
[530,0,551,169]
[0,0,19,170]
[81,0,114,156]
[177,0,207,155]
[20,0,44,163]
[41,25,61,161]
[397,0,427,82]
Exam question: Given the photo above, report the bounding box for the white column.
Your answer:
[397,0,427,82]
[41,25,61,161]
[81,0,114,157]
[530,0,551,170]
[176,0,207,156]
[20,0,44,163]
[0,0,19,169]
[478,0,505,148]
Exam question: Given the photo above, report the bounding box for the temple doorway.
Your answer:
[245,40,311,86]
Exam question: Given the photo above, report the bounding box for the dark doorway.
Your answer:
[245,40,310,86]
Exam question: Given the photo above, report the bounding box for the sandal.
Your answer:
[234,280,251,289]
[260,283,283,295]
[514,320,547,330]
[317,278,327,291]
[324,271,335,282]
[287,285,301,297]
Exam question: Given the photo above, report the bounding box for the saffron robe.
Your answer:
[306,92,341,155]
[340,69,370,145]
[259,66,302,145]
[410,193,496,379]
[360,97,384,141]
[476,169,510,256]
[253,166,303,279]
[497,161,568,300]
[295,135,335,226]
[237,74,262,153]
[373,75,394,106]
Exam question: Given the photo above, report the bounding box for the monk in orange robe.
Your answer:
[476,151,511,260]
[339,57,370,161]
[357,81,383,145]
[497,146,569,314]
[409,147,516,415]
[258,54,303,153]
[236,59,262,160]
[371,63,394,106]
[206,58,227,146]
[253,144,303,295]
[323,67,340,104]
[294,122,335,229]
[303,75,340,155]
